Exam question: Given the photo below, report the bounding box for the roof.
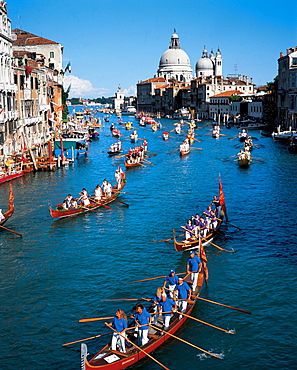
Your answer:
[138,77,166,84]
[12,28,59,46]
[211,90,243,98]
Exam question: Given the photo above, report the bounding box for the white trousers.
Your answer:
[138,329,149,346]
[178,300,187,313]
[111,332,126,353]
[163,315,171,330]
[191,272,199,291]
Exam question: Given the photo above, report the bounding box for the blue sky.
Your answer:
[8,0,297,98]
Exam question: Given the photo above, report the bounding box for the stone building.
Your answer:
[0,1,18,156]
[278,46,297,129]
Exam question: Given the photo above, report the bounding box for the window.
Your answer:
[50,51,54,58]
[49,63,54,69]
[292,58,297,66]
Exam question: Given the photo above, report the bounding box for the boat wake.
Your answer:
[197,351,225,360]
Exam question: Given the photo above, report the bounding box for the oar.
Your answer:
[152,233,184,242]
[114,154,126,158]
[100,297,153,302]
[62,331,113,346]
[88,198,112,210]
[113,198,129,207]
[251,156,265,160]
[0,224,22,237]
[149,324,222,359]
[108,325,170,370]
[79,316,114,323]
[194,296,252,314]
[206,239,235,253]
[124,272,187,285]
[177,311,234,334]
[217,218,242,231]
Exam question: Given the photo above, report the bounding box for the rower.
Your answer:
[186,251,202,292]
[115,170,121,189]
[211,195,220,214]
[152,287,165,325]
[64,194,72,209]
[134,303,152,346]
[94,184,103,201]
[182,219,195,241]
[174,277,191,318]
[163,269,179,298]
[105,309,128,353]
[157,294,176,331]
[210,210,218,230]
[0,207,5,221]
[78,188,90,206]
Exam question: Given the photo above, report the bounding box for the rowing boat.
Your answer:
[237,157,250,167]
[124,160,143,169]
[180,147,190,157]
[108,150,122,157]
[173,217,223,252]
[0,170,24,185]
[80,245,207,370]
[49,178,126,219]
[0,187,14,226]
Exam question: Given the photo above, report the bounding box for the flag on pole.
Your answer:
[66,84,71,94]
[64,61,72,73]
[219,174,228,222]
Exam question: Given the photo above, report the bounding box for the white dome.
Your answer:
[196,57,213,70]
[159,48,191,68]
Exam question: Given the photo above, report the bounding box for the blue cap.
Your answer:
[189,250,195,254]
[170,269,175,273]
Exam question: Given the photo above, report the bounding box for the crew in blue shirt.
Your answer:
[158,295,176,330]
[174,277,191,315]
[164,269,179,298]
[134,303,151,346]
[105,309,128,353]
[186,250,202,292]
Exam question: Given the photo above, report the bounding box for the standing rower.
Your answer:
[186,251,202,292]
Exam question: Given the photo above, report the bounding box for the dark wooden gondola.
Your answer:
[0,187,14,226]
[108,150,122,157]
[81,245,208,370]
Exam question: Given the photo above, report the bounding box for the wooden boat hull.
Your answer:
[0,187,14,226]
[49,181,126,219]
[108,151,122,157]
[238,158,250,167]
[124,161,142,169]
[81,247,206,370]
[173,218,222,252]
[0,171,24,185]
[180,149,190,157]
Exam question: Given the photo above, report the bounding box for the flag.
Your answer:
[64,61,72,73]
[219,175,228,222]
[66,84,71,94]
[0,109,3,114]
[200,239,209,284]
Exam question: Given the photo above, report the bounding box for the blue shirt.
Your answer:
[165,274,179,286]
[187,255,202,272]
[174,282,191,299]
[158,298,175,316]
[135,307,151,330]
[112,317,127,332]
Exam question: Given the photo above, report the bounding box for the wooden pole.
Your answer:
[0,224,22,237]
[149,324,222,359]
[108,325,170,370]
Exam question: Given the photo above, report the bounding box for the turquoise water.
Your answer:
[0,115,296,369]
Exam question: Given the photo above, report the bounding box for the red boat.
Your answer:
[80,245,210,369]
[180,148,190,157]
[49,178,126,219]
[0,186,14,226]
[112,129,121,138]
[0,170,24,185]
[124,160,143,169]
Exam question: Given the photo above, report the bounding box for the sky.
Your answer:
[7,0,297,99]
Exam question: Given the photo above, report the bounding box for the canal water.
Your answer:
[0,113,296,370]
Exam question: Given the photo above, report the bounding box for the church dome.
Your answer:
[159,48,191,67]
[157,30,192,82]
[196,57,213,70]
